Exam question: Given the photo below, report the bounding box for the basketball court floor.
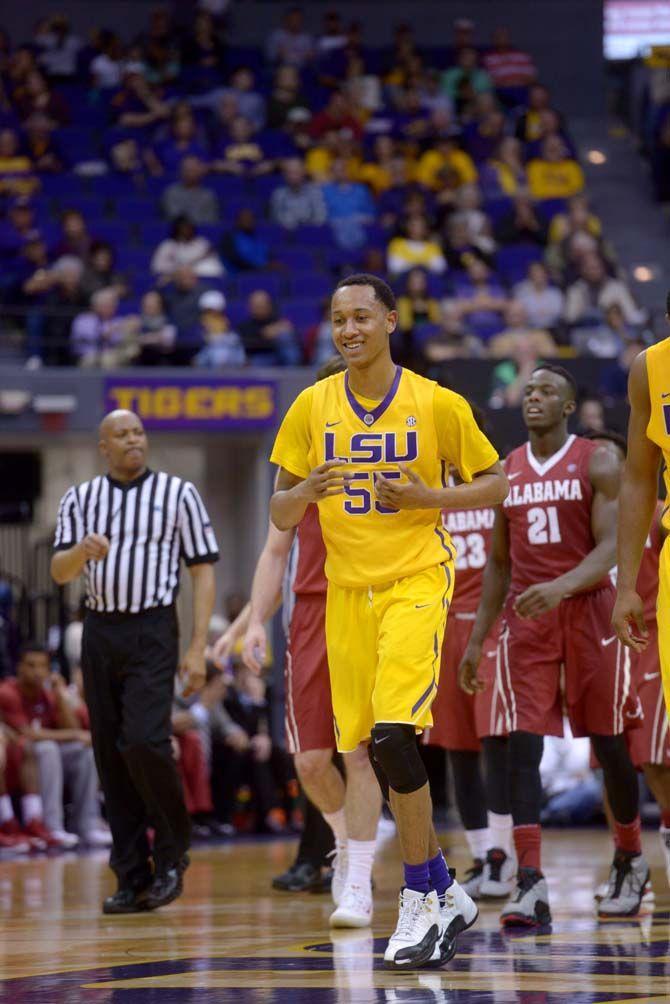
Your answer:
[2,828,669,1003]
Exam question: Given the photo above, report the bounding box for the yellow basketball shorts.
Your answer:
[658,539,670,721]
[325,562,454,752]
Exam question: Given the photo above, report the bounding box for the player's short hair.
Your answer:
[316,355,346,381]
[17,641,49,661]
[532,364,578,402]
[333,273,396,312]
[581,428,627,457]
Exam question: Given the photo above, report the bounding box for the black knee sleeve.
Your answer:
[370,723,428,795]
[449,750,487,830]
[483,736,510,816]
[367,740,390,802]
[591,733,639,824]
[509,731,544,826]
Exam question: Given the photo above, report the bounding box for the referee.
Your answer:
[50,409,219,914]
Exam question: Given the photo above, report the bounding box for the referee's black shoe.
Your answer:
[103,882,153,915]
[143,854,190,911]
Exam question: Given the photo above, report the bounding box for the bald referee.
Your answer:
[50,410,218,914]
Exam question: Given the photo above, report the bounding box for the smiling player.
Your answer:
[268,273,508,969]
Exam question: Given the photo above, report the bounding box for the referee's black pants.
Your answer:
[81,605,191,888]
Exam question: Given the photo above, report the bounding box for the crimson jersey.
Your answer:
[443,505,496,613]
[637,502,664,624]
[293,503,327,597]
[503,435,610,597]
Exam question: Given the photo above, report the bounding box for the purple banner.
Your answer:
[103,376,277,431]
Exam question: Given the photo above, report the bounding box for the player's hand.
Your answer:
[180,644,206,697]
[81,534,110,562]
[612,588,649,653]
[514,580,565,619]
[301,460,352,502]
[242,621,267,674]
[373,464,436,511]
[459,642,485,694]
[210,628,237,667]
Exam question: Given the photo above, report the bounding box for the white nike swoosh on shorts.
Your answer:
[601,636,617,647]
[643,672,660,682]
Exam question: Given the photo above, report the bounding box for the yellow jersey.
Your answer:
[270,367,499,588]
[646,338,670,531]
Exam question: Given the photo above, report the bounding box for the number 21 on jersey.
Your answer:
[527,506,562,544]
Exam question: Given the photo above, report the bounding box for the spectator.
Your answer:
[489,330,546,408]
[316,10,347,54]
[548,194,602,245]
[515,83,558,144]
[306,127,359,182]
[343,51,382,114]
[171,718,214,829]
[162,156,219,224]
[495,193,548,246]
[599,339,646,402]
[182,10,224,81]
[147,105,210,176]
[564,252,645,330]
[309,90,363,141]
[513,261,564,331]
[266,7,314,67]
[81,241,128,301]
[71,287,139,367]
[214,115,275,176]
[422,300,478,362]
[454,254,508,341]
[356,135,399,195]
[479,136,527,197]
[489,300,557,360]
[441,46,493,113]
[266,65,308,129]
[396,267,441,337]
[192,290,246,367]
[652,115,670,203]
[34,14,81,81]
[0,197,41,256]
[53,209,94,261]
[136,290,177,365]
[89,30,124,90]
[463,107,507,164]
[15,70,69,125]
[111,67,170,129]
[377,157,434,230]
[387,214,446,275]
[0,642,109,847]
[442,213,494,270]
[305,299,335,364]
[321,156,375,249]
[220,208,270,272]
[162,266,206,363]
[238,290,300,365]
[22,113,66,172]
[453,185,495,250]
[482,27,536,94]
[415,134,477,191]
[151,215,224,280]
[27,256,88,366]
[270,157,326,229]
[576,394,606,434]
[527,135,584,200]
[0,129,38,198]
[572,301,643,358]
[225,67,266,132]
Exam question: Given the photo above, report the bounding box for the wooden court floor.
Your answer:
[1,827,670,1003]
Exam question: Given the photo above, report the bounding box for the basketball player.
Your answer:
[460,366,648,925]
[423,414,513,901]
[586,430,670,885]
[613,316,670,717]
[269,273,508,969]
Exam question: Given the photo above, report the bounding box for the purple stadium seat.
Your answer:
[483,197,514,224]
[226,298,246,327]
[91,221,131,246]
[291,224,332,247]
[536,198,568,222]
[273,248,323,272]
[115,196,163,221]
[234,271,285,299]
[282,297,322,333]
[286,271,333,298]
[496,243,543,285]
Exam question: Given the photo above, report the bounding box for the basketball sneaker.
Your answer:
[500,868,552,927]
[383,888,442,970]
[328,841,348,906]
[426,879,479,968]
[597,851,650,918]
[0,820,30,855]
[480,847,517,898]
[272,861,323,892]
[329,882,373,928]
[460,858,484,899]
[23,819,73,850]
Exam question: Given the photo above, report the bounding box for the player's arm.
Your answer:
[515,446,620,619]
[459,508,511,694]
[270,463,350,530]
[242,517,295,674]
[612,351,661,651]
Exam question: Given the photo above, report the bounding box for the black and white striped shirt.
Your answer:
[53,470,219,614]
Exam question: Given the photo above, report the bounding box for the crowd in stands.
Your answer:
[0,6,652,387]
[0,596,299,855]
